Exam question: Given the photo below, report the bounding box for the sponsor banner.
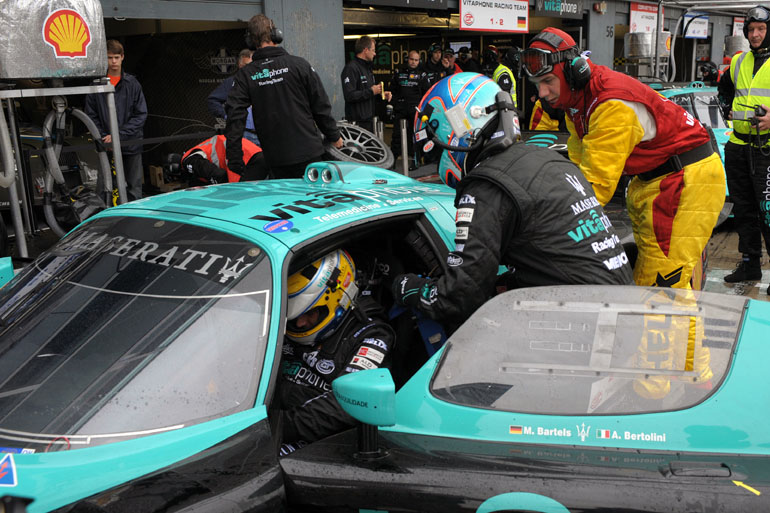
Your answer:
[629,2,663,33]
[684,12,708,39]
[460,0,529,33]
[534,0,583,20]
[733,17,744,37]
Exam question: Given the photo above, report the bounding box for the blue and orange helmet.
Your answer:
[415,72,519,188]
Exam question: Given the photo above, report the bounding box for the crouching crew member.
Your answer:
[180,135,266,184]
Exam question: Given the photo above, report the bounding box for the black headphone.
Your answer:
[245,20,283,50]
[530,31,591,90]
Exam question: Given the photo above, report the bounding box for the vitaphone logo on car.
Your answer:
[251,186,440,228]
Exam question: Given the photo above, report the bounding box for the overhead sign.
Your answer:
[733,17,744,37]
[362,0,447,8]
[629,2,663,33]
[684,12,708,39]
[534,0,584,20]
[460,0,529,33]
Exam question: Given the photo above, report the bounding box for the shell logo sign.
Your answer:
[42,9,92,58]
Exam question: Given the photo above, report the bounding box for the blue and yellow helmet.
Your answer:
[286,249,358,345]
[415,72,519,188]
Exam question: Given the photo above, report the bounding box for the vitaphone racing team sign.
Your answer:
[460,0,529,33]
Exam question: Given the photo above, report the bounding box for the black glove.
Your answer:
[392,273,430,308]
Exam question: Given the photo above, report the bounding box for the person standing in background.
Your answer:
[85,39,147,201]
[341,36,391,133]
[225,14,341,179]
[206,49,260,145]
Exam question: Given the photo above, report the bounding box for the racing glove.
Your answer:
[392,273,430,308]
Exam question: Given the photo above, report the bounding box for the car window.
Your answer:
[431,286,746,415]
[691,92,728,129]
[0,216,271,451]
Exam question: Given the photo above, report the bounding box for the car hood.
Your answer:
[99,162,457,248]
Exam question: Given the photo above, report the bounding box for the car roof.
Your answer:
[93,162,456,248]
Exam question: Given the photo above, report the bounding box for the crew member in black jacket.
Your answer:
[225,14,342,179]
[389,50,427,168]
[341,36,391,133]
[392,75,633,330]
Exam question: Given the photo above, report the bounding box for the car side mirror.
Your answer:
[0,257,14,289]
[333,368,396,427]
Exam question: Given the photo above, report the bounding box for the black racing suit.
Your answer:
[423,59,447,87]
[717,50,770,260]
[389,64,428,165]
[279,296,394,449]
[419,59,448,164]
[341,56,377,132]
[224,46,339,179]
[412,143,634,326]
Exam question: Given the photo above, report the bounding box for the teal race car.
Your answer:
[0,162,767,512]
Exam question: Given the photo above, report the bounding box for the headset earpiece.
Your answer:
[270,23,283,44]
[564,56,591,90]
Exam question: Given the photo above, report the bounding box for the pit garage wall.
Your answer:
[101,0,345,119]
[585,2,734,79]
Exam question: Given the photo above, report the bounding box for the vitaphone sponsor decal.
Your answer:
[566,209,612,242]
[250,186,439,224]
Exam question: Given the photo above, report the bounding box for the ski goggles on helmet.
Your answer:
[520,47,575,77]
[746,5,770,23]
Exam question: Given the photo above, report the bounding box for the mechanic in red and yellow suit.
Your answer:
[181,134,267,184]
[523,28,725,290]
[523,28,723,400]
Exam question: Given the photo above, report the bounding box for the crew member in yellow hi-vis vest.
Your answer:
[717,5,770,294]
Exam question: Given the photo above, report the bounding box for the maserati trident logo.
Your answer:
[576,422,591,442]
[565,173,586,196]
[217,255,254,283]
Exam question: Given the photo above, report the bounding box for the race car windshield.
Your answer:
[0,216,271,451]
[431,286,746,415]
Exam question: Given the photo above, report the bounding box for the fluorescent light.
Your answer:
[344,33,417,39]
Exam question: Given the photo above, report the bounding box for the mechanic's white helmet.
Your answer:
[286,249,358,345]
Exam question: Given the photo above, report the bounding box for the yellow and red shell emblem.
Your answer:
[43,9,92,58]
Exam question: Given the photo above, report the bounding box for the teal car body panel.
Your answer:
[386,299,768,455]
[12,408,268,513]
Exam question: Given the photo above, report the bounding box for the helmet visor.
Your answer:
[521,48,555,77]
[747,6,770,23]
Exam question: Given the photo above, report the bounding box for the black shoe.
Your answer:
[724,259,762,283]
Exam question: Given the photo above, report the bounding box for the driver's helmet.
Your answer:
[286,249,358,345]
[414,72,519,188]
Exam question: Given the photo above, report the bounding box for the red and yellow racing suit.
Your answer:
[563,66,723,399]
[565,65,725,290]
[529,99,560,131]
